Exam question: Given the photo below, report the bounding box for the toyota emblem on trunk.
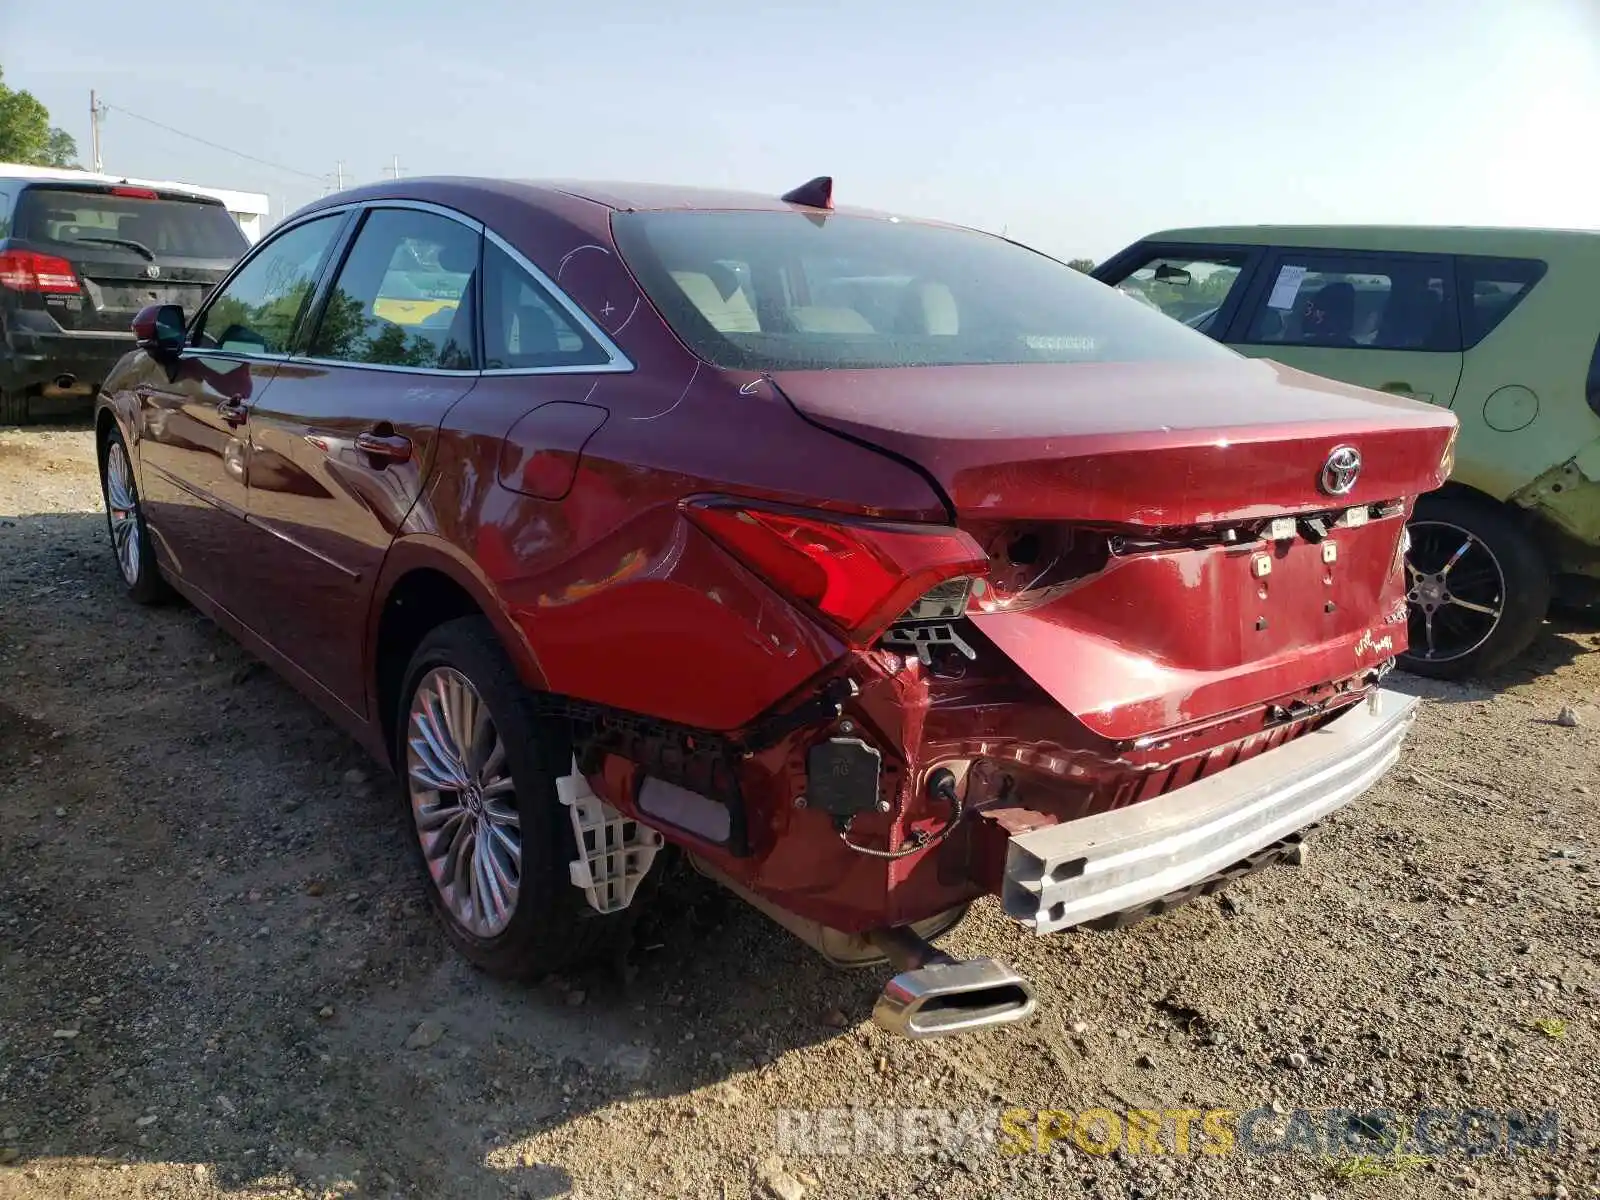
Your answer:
[145,264,160,279]
[1319,445,1362,495]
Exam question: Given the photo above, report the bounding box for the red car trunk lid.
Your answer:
[769,359,1454,525]
[769,358,1455,739]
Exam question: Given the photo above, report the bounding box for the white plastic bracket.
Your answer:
[557,759,663,914]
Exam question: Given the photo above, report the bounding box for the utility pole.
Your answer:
[89,90,105,172]
[335,160,345,189]
[387,155,404,180]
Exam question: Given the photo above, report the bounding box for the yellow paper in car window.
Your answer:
[373,297,458,325]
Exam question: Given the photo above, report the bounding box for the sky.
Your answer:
[3,0,1598,260]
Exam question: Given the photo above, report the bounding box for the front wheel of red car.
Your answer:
[1400,492,1549,680]
[98,427,168,605]
[395,616,633,977]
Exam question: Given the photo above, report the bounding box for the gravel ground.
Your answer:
[1,424,1597,1200]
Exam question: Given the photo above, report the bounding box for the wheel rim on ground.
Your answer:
[1404,519,1507,664]
[104,442,142,585]
[405,666,522,937]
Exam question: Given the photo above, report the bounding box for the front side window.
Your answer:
[481,239,611,370]
[194,214,344,354]
[1242,254,1454,351]
[1105,250,1250,335]
[612,212,1235,371]
[1455,256,1545,348]
[309,208,479,370]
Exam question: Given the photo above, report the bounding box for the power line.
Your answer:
[101,102,329,184]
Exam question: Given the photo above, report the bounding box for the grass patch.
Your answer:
[1328,1151,1431,1183]
[1529,1018,1568,1040]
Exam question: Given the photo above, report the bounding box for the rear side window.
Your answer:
[612,211,1235,370]
[309,208,479,370]
[1240,253,1455,351]
[14,187,248,260]
[1455,256,1546,348]
[481,239,611,370]
[0,189,10,238]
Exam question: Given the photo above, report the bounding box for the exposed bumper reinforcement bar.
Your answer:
[1003,687,1418,934]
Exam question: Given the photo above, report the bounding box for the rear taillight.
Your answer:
[0,250,80,293]
[685,501,988,645]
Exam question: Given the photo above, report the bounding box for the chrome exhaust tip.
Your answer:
[867,927,1036,1039]
[873,957,1037,1038]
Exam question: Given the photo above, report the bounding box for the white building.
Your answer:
[0,163,271,243]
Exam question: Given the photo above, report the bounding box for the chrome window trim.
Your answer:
[186,198,634,378]
[291,356,477,378]
[176,348,292,366]
[361,198,485,233]
[479,227,634,376]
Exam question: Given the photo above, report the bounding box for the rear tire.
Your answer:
[0,386,28,425]
[1400,492,1549,680]
[395,616,634,978]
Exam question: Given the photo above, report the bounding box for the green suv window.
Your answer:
[1456,256,1546,348]
[1240,254,1455,351]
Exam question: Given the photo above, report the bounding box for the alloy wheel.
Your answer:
[405,667,522,938]
[1404,520,1506,664]
[104,442,142,586]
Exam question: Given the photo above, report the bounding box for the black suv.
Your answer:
[0,175,249,423]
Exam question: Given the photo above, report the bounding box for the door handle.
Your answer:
[356,431,413,465]
[216,399,248,427]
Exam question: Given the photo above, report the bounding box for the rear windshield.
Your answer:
[611,211,1235,371]
[14,187,248,260]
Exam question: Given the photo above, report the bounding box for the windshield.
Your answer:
[15,187,249,260]
[612,211,1236,371]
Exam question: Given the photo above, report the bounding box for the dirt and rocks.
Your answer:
[1,425,1597,1200]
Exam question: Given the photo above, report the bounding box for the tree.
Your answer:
[44,126,79,168]
[1067,258,1096,273]
[0,67,80,167]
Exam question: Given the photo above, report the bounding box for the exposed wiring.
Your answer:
[837,769,965,860]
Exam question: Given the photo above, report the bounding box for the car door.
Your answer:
[243,203,482,716]
[135,212,349,612]
[1092,243,1264,338]
[1222,248,1465,410]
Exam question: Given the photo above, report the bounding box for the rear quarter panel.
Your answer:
[380,191,950,731]
[1448,242,1600,503]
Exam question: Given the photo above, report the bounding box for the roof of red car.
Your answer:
[541,179,852,214]
[305,176,921,224]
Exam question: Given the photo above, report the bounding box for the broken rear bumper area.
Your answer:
[1002,687,1418,934]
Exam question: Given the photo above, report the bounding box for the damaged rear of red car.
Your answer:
[514,195,1457,1037]
[102,177,1453,1041]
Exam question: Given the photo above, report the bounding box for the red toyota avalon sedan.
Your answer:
[97,177,1456,1037]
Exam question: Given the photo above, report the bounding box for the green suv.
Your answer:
[1095,226,1600,679]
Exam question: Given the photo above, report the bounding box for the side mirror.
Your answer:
[132,304,187,359]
